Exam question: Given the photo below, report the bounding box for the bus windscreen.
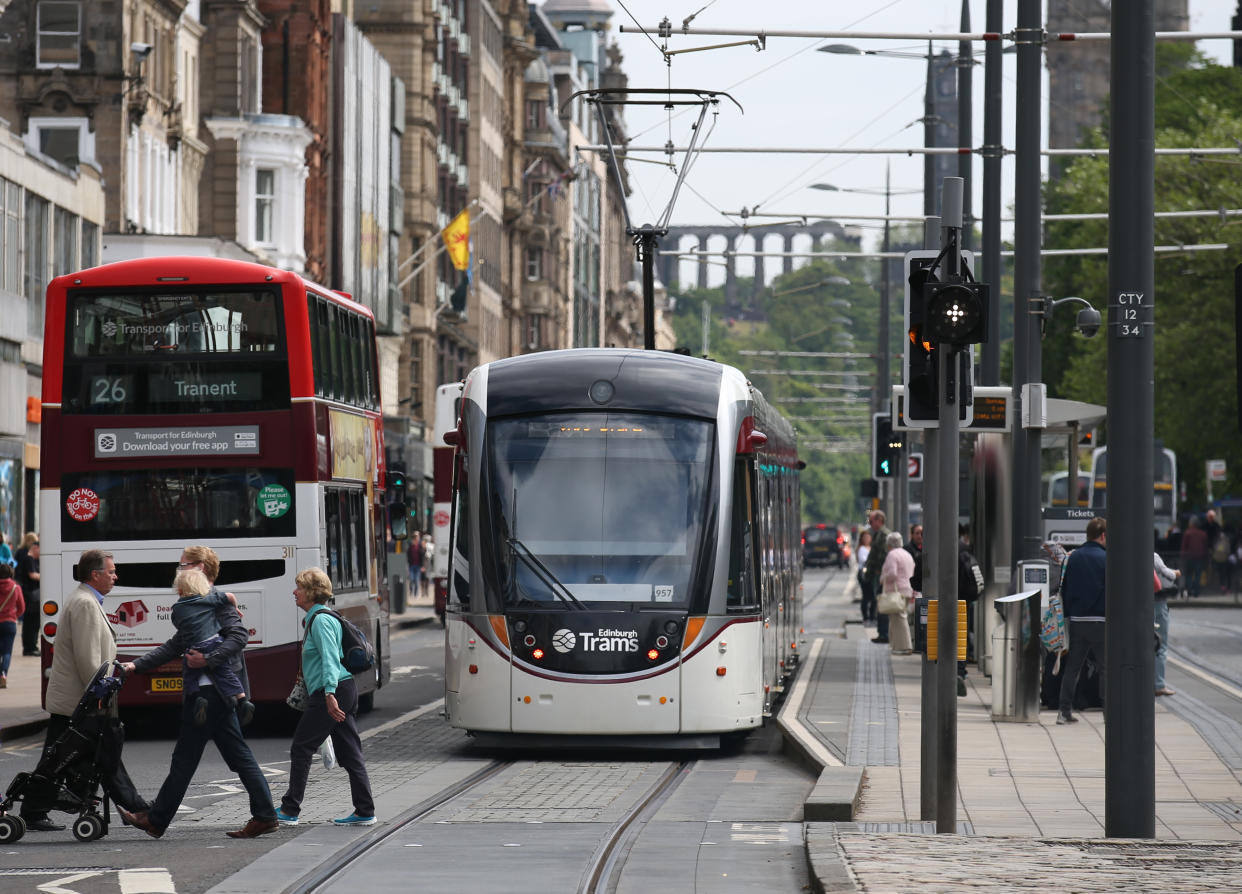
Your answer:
[62,288,289,414]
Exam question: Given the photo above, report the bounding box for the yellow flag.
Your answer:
[442,209,470,271]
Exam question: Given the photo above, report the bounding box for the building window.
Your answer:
[37,1,81,69]
[81,219,99,270]
[255,169,275,244]
[1,180,20,295]
[24,193,50,336]
[526,100,545,131]
[25,118,94,169]
[53,206,78,276]
[525,315,541,350]
[525,246,542,281]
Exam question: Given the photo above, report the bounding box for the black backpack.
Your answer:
[310,608,377,674]
[958,549,985,601]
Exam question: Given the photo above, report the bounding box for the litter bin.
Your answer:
[991,565,1046,721]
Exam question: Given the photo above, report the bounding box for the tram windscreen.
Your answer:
[484,413,714,607]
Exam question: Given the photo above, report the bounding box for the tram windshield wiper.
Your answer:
[507,538,586,610]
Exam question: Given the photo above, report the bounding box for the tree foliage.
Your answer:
[1043,50,1242,510]
[668,246,891,525]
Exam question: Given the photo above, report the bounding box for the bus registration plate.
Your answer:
[151,676,183,693]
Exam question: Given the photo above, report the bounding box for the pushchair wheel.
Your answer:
[72,814,104,842]
[0,814,26,843]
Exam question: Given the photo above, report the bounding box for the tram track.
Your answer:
[286,759,513,894]
[577,759,694,894]
[285,756,695,894]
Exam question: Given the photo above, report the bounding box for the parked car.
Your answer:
[802,523,845,568]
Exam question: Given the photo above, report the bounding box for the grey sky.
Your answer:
[607,0,1238,287]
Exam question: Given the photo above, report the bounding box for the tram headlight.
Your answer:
[513,619,528,634]
[663,620,680,635]
[647,649,660,661]
[523,634,536,647]
[655,635,669,649]
[532,648,545,660]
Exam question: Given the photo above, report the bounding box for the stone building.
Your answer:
[1046,0,1188,171]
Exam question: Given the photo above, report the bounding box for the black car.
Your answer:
[802,524,844,568]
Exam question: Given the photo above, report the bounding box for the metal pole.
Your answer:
[635,226,662,350]
[981,0,1003,385]
[919,214,941,822]
[935,180,963,835]
[925,45,936,216]
[1106,0,1156,839]
[881,161,892,414]
[958,0,973,253]
[1011,0,1043,572]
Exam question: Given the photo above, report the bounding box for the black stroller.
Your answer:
[0,662,127,843]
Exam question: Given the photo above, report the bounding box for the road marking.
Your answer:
[37,873,102,894]
[360,698,445,741]
[118,868,176,894]
[1167,654,1242,700]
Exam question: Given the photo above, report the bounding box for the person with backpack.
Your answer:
[1057,517,1108,725]
[276,567,376,827]
[956,527,986,698]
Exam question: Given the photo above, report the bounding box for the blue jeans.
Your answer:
[1154,599,1170,690]
[0,620,15,674]
[148,685,275,828]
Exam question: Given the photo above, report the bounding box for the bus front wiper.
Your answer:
[507,538,586,610]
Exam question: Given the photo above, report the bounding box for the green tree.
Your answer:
[1043,52,1242,510]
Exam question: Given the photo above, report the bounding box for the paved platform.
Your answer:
[785,572,1242,892]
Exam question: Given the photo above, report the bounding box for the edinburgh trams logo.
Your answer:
[551,629,577,653]
[551,628,638,653]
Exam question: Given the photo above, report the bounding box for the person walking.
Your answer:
[1057,517,1108,725]
[275,568,376,827]
[1154,551,1180,697]
[119,548,276,839]
[1179,516,1207,599]
[863,511,892,644]
[22,550,147,832]
[856,530,875,626]
[15,534,40,656]
[878,532,915,655]
[0,563,24,688]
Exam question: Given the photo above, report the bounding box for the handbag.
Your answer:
[877,587,906,615]
[286,676,309,712]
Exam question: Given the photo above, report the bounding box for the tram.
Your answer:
[442,349,803,746]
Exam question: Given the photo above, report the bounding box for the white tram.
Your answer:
[442,349,803,746]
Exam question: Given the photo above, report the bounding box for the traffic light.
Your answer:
[872,413,904,478]
[388,462,409,540]
[923,280,988,347]
[903,250,979,428]
[903,252,941,425]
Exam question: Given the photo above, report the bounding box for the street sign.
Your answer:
[891,385,1011,433]
[1207,459,1227,481]
[908,452,924,481]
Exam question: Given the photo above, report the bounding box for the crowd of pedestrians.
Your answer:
[4,540,376,838]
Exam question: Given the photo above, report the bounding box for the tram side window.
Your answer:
[325,487,368,592]
[450,452,470,609]
[727,462,758,608]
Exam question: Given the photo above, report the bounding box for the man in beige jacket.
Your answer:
[21,549,147,831]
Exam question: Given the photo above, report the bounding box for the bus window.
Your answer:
[325,487,369,592]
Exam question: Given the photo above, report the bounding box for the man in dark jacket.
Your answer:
[1057,517,1107,725]
[863,511,892,643]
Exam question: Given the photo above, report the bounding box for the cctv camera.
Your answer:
[130,42,153,61]
[1075,306,1102,338]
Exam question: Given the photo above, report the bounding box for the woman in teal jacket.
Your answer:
[275,567,376,826]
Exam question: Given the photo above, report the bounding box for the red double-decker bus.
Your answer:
[39,256,392,709]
